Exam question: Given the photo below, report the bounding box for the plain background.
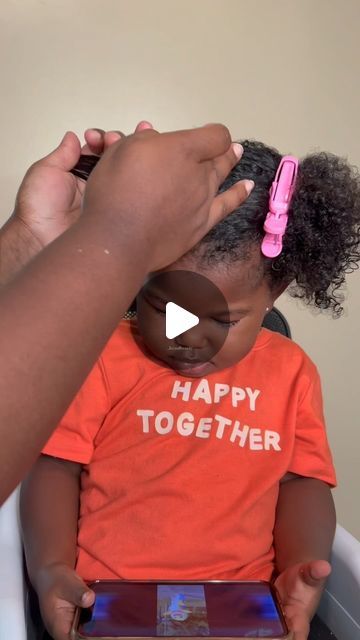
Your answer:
[0,0,359,538]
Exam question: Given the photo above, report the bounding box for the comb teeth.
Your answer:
[70,154,100,180]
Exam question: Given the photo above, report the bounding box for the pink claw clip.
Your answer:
[261,155,299,258]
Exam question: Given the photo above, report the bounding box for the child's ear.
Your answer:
[268,282,291,307]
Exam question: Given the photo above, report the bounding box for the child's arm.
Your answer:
[275,474,336,568]
[273,475,336,640]
[20,455,95,640]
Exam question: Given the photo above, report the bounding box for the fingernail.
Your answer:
[232,143,243,159]
[85,129,102,139]
[60,131,71,144]
[243,179,255,194]
[138,121,153,130]
[81,591,92,606]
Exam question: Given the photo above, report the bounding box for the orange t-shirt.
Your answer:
[43,320,336,582]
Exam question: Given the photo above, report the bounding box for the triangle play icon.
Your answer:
[165,302,199,340]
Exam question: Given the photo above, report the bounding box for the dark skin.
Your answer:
[136,252,274,378]
[1,123,250,505]
[21,253,336,640]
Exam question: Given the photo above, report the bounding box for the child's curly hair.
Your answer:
[193,140,360,316]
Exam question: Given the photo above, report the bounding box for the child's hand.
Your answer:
[13,122,152,249]
[274,560,331,640]
[36,562,95,640]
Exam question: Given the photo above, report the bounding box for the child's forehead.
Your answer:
[158,256,266,305]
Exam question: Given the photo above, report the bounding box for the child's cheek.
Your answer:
[218,324,259,366]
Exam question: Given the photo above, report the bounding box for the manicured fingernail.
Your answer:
[232,143,243,159]
[243,179,255,194]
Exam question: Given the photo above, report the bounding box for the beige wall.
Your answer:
[1,0,359,537]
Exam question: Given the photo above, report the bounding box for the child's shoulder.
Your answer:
[256,328,319,376]
[99,318,146,367]
[97,319,155,401]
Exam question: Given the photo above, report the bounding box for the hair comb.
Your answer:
[70,154,100,181]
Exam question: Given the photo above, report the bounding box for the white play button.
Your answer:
[166,302,199,340]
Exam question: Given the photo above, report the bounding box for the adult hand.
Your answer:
[35,563,95,640]
[274,559,331,639]
[13,122,153,249]
[0,122,251,505]
[83,124,252,270]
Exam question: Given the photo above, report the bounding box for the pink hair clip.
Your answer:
[261,155,299,258]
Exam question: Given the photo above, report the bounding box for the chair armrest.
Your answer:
[318,523,360,640]
[0,488,27,640]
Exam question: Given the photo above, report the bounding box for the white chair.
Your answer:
[0,488,26,640]
[0,487,359,640]
[318,524,360,639]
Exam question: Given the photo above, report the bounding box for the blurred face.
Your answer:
[136,252,276,378]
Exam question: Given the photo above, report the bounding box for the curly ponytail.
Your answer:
[273,153,360,315]
[192,140,360,316]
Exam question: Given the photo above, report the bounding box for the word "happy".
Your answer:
[171,379,260,411]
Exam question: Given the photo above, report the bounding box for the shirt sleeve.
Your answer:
[42,358,110,464]
[288,362,337,487]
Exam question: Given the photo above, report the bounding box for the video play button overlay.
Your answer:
[166,302,199,339]
[137,270,230,372]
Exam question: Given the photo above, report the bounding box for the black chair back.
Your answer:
[262,307,291,338]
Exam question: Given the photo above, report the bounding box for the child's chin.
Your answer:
[170,360,217,377]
